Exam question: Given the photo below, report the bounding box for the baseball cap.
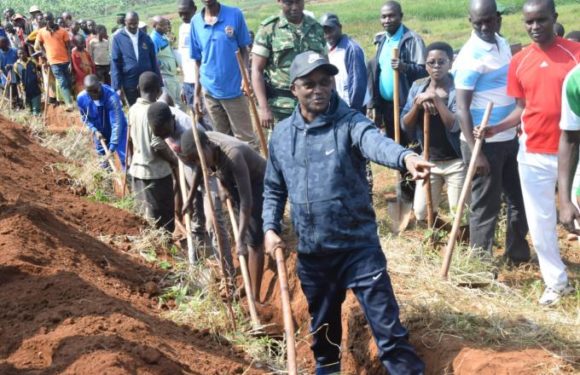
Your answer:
[289,51,338,83]
[319,13,340,28]
[29,5,41,14]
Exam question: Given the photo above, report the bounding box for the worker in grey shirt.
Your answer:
[128,72,177,232]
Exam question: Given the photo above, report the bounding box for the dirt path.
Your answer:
[0,116,263,374]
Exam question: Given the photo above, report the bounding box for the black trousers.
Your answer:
[123,86,140,106]
[132,175,175,233]
[461,139,530,261]
[95,65,111,85]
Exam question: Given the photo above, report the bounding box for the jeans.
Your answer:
[298,247,425,375]
[50,62,73,105]
[182,82,195,109]
[461,138,530,261]
[28,94,41,115]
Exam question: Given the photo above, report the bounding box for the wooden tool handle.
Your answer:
[178,161,195,264]
[191,111,237,331]
[99,138,119,173]
[393,47,401,145]
[225,198,261,328]
[423,111,434,228]
[275,247,297,375]
[235,50,269,158]
[440,102,494,278]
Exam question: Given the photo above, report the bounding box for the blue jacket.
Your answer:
[110,29,160,91]
[0,47,17,76]
[262,93,411,254]
[77,84,127,151]
[401,76,462,157]
[334,34,368,112]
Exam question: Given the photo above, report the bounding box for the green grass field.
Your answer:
[6,0,580,55]
[93,0,580,54]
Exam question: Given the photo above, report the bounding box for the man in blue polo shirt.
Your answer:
[453,0,529,264]
[190,0,258,150]
[371,1,427,142]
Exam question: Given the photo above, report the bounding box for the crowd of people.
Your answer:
[1,0,579,373]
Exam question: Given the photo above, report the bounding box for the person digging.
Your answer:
[147,101,266,303]
[262,51,432,374]
[77,74,128,170]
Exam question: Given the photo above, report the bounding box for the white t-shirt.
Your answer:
[125,27,139,60]
[560,64,580,131]
[452,32,516,143]
[179,22,197,84]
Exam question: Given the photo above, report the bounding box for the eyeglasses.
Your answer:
[426,59,449,67]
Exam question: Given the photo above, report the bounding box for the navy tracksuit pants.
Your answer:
[297,247,425,375]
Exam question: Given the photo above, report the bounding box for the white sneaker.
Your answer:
[539,285,575,306]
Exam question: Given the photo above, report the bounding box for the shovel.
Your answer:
[441,102,494,279]
[98,138,124,195]
[387,47,413,234]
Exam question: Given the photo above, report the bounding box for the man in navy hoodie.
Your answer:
[111,11,161,105]
[262,51,429,375]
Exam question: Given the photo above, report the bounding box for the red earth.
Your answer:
[0,115,264,374]
[1,110,574,374]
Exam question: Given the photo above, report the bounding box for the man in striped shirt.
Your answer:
[453,0,530,264]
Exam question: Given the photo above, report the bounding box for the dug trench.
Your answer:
[0,111,570,375]
[0,115,264,375]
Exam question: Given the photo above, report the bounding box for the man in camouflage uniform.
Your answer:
[251,0,325,127]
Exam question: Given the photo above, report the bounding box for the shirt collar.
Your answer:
[386,24,404,41]
[278,11,311,29]
[201,4,223,25]
[469,30,497,52]
[125,27,138,38]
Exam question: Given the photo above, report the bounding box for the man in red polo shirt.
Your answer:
[476,0,579,305]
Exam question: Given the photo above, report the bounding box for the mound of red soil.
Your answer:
[0,116,263,374]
